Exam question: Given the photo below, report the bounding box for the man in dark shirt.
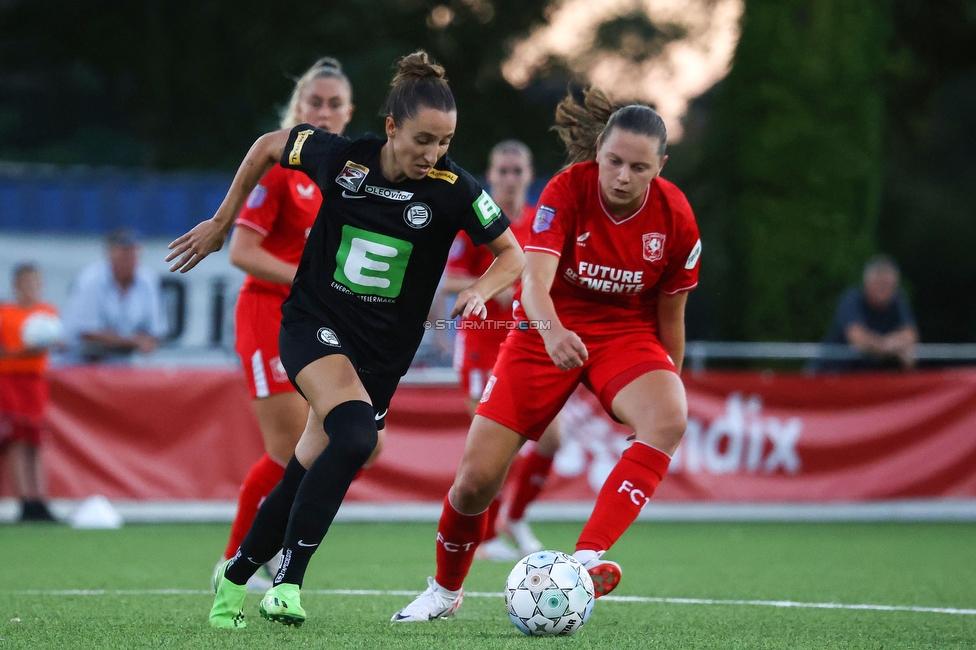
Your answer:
[820,255,918,370]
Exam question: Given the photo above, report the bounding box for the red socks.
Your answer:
[223,453,285,560]
[482,496,502,542]
[507,448,554,521]
[434,494,488,591]
[576,442,670,553]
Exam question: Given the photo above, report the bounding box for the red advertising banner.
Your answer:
[665,371,976,501]
[38,367,265,500]
[5,367,976,502]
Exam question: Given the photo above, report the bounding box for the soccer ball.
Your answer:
[20,313,64,348]
[505,550,595,636]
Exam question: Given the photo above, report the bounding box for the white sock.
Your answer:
[573,549,602,565]
[432,579,462,598]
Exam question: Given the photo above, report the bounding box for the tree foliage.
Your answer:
[674,0,976,342]
[0,0,559,171]
[680,0,888,341]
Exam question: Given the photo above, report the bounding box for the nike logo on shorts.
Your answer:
[341,190,365,199]
[296,540,319,548]
[374,409,389,421]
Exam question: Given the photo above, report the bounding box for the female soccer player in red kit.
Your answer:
[219,58,362,589]
[394,88,701,621]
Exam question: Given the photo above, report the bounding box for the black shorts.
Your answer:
[278,301,400,430]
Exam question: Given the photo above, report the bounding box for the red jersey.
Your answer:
[517,161,701,338]
[0,302,59,375]
[447,203,534,320]
[447,204,534,352]
[235,164,320,298]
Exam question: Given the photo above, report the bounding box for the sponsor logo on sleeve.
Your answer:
[472,190,502,227]
[685,239,702,270]
[426,168,458,184]
[335,161,369,192]
[296,183,316,199]
[245,184,267,209]
[316,327,341,347]
[403,202,432,229]
[642,232,666,262]
[288,129,314,165]
[532,205,556,233]
[365,185,414,201]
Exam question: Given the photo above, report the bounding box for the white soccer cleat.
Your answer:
[391,577,463,622]
[475,537,521,561]
[506,519,544,556]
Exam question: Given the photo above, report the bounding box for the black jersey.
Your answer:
[279,124,511,376]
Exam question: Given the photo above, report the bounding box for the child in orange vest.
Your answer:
[0,263,62,522]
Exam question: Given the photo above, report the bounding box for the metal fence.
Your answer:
[684,341,976,372]
[401,341,976,385]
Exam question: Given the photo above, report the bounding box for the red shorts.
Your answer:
[235,290,296,400]
[0,373,48,446]
[475,328,676,441]
[453,330,506,400]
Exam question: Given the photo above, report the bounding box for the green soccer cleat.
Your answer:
[209,559,247,629]
[259,583,306,627]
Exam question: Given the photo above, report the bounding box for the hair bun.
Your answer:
[392,50,447,85]
[314,56,343,73]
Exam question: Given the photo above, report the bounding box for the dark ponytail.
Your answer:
[552,87,667,166]
[384,51,455,126]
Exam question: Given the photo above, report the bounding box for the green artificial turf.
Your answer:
[1,521,974,649]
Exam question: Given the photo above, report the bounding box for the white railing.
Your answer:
[402,342,976,384]
[684,342,976,372]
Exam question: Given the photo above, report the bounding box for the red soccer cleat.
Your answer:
[582,558,622,598]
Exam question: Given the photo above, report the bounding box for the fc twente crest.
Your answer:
[642,232,666,262]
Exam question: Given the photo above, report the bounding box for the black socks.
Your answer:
[225,455,307,585]
[275,400,377,587]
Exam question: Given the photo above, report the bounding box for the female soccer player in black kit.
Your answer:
[167,51,524,629]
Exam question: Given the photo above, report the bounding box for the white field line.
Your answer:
[8,589,976,616]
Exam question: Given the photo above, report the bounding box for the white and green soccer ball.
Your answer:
[505,550,595,636]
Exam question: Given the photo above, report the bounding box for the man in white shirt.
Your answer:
[62,229,168,364]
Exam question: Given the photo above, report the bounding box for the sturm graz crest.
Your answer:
[316,327,340,347]
[403,202,432,229]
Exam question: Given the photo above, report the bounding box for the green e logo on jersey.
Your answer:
[334,225,413,298]
[473,190,501,227]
